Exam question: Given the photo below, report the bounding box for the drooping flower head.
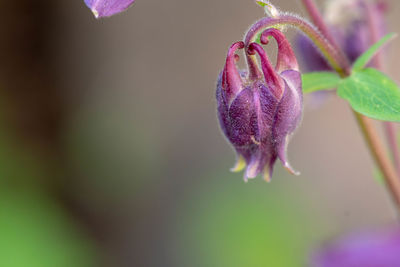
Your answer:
[310,227,400,267]
[216,28,303,182]
[84,0,135,18]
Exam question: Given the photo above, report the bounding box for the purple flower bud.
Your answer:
[216,29,303,182]
[310,227,400,267]
[84,0,135,18]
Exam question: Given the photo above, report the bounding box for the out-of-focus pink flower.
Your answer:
[310,227,400,267]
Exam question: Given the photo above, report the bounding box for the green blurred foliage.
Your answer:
[0,130,97,267]
[0,190,97,267]
[171,170,321,267]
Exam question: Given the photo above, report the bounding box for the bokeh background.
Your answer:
[0,0,399,266]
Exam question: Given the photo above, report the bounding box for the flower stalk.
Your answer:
[354,112,400,210]
[300,0,341,53]
[244,15,351,76]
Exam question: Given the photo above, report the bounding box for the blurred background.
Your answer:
[0,0,399,266]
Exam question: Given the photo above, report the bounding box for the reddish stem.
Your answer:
[243,15,350,76]
[300,0,337,49]
[364,2,400,179]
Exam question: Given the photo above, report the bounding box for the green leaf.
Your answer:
[337,68,400,122]
[352,32,397,71]
[301,72,341,93]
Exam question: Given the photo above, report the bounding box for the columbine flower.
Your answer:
[296,0,387,71]
[310,227,400,267]
[84,0,135,18]
[216,28,303,182]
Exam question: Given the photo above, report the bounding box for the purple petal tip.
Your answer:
[84,0,135,18]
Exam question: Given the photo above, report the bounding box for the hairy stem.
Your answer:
[300,0,342,56]
[243,15,350,76]
[302,0,400,213]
